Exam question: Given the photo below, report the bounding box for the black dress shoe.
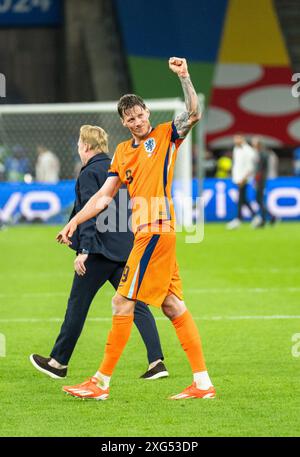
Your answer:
[140,361,169,380]
[29,354,67,379]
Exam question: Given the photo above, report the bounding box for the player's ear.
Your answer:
[146,108,150,118]
[120,116,126,127]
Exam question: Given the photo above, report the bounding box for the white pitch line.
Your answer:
[0,292,68,299]
[187,287,300,294]
[0,317,111,323]
[0,287,299,300]
[197,315,300,321]
[1,268,299,279]
[0,267,227,278]
[0,272,72,278]
[234,268,300,274]
[1,315,300,324]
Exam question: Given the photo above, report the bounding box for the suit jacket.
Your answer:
[69,153,133,262]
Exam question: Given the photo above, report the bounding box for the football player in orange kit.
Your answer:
[57,57,216,400]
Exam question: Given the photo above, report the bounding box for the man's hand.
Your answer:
[56,218,78,245]
[74,253,88,276]
[169,57,189,78]
[237,178,247,186]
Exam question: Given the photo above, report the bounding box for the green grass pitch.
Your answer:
[0,222,300,437]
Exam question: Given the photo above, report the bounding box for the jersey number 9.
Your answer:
[125,169,133,184]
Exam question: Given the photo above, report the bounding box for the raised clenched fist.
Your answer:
[168,57,189,78]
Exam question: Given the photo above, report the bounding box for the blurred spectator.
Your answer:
[267,149,279,178]
[227,134,259,230]
[35,145,60,183]
[0,162,4,181]
[293,146,300,176]
[251,137,276,226]
[192,144,197,177]
[74,160,82,179]
[215,151,232,178]
[70,133,82,179]
[5,145,30,182]
[203,149,217,177]
[0,145,6,181]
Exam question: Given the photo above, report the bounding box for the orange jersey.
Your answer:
[108,121,183,233]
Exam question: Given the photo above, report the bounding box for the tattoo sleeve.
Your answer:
[174,76,201,138]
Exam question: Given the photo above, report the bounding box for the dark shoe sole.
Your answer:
[142,370,169,380]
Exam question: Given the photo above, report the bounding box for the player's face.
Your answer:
[121,105,151,139]
[233,135,244,147]
[252,137,261,150]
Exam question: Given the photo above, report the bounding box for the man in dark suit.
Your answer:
[30,125,168,380]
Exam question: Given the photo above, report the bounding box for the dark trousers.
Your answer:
[50,254,164,366]
[237,183,255,220]
[256,182,266,221]
[256,180,273,222]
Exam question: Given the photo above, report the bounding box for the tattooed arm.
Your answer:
[169,57,201,138]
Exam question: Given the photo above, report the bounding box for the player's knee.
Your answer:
[112,294,134,316]
[162,294,186,320]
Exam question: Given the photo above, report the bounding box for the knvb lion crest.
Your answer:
[144,138,156,156]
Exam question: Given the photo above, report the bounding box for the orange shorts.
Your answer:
[117,231,183,308]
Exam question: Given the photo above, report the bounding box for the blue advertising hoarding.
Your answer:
[0,180,74,224]
[0,178,300,225]
[193,177,300,222]
[0,0,62,26]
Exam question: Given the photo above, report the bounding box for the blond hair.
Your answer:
[79,125,108,152]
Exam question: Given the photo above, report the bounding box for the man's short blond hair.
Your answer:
[80,125,108,152]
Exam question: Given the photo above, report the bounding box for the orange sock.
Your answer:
[171,309,207,372]
[99,315,134,376]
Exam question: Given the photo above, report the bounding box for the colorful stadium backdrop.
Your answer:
[114,0,300,148]
[1,0,300,224]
